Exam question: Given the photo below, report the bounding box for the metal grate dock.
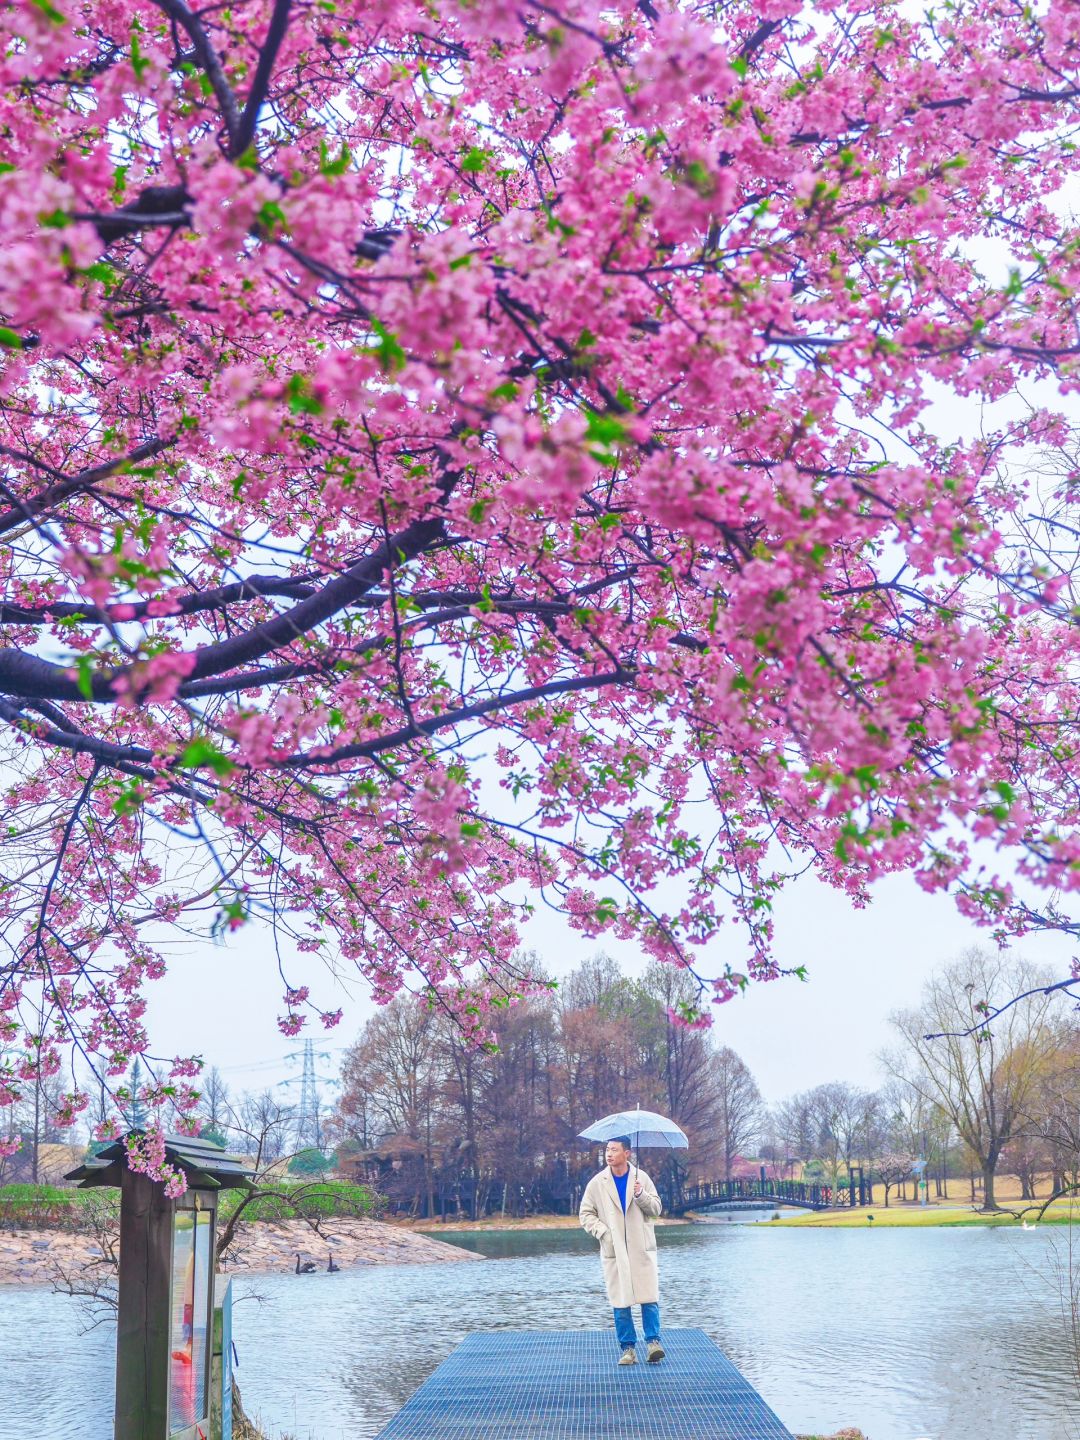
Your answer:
[373,1328,795,1440]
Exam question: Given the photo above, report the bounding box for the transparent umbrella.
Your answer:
[578,1106,688,1152]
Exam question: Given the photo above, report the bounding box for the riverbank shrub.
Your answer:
[0,1184,113,1231]
[1,1179,383,1231]
[218,1180,384,1225]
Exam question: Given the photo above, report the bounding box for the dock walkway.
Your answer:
[374,1328,795,1440]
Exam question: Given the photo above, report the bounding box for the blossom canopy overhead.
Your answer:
[3,0,1080,1173]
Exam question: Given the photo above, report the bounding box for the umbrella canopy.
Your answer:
[578,1107,688,1151]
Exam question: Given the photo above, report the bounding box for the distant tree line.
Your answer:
[7,944,1080,1225]
[763,950,1080,1212]
[332,946,1080,1219]
[332,954,763,1218]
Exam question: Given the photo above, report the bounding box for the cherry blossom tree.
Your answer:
[3,0,1080,1184]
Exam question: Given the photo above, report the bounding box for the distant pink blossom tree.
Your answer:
[2,0,1080,1180]
[874,1152,916,1209]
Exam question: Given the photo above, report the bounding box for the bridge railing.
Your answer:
[664,1171,871,1213]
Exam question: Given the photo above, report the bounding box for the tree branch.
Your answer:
[0,437,173,535]
[151,0,241,148]
[233,0,292,157]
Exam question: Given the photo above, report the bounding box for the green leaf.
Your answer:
[584,408,629,450]
[319,139,351,177]
[255,200,286,234]
[461,147,490,174]
[286,373,324,416]
[730,55,748,79]
[370,318,406,375]
[30,0,65,22]
[179,737,235,776]
[74,656,94,702]
[130,32,150,80]
[682,160,714,197]
[112,785,145,818]
[0,327,22,349]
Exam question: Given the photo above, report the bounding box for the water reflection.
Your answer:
[2,1223,1078,1440]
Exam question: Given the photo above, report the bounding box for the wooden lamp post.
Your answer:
[67,1132,254,1440]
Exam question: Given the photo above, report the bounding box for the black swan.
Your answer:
[327,1252,339,1273]
[295,1253,317,1274]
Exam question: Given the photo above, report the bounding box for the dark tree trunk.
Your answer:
[980,1161,1001,1212]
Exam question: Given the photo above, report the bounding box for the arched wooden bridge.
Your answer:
[663,1170,870,1214]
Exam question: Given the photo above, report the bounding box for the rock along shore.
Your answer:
[0,1216,482,1285]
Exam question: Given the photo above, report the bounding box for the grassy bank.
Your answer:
[401,1202,1080,1233]
[771,1199,1080,1228]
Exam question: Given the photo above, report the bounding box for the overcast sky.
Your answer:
[142,860,1076,1115]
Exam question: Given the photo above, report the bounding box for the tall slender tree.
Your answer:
[710,1048,763,1181]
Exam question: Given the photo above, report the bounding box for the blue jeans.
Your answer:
[613,1302,660,1346]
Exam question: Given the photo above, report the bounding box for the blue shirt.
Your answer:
[613,1169,629,1212]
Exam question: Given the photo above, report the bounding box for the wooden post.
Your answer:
[114,1169,173,1440]
[65,1133,250,1440]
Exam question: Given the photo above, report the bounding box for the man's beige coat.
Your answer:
[578,1165,662,1307]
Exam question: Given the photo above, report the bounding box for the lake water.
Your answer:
[2,1219,1078,1440]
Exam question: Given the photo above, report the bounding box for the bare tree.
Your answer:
[878,1075,951,1199]
[891,950,1067,1211]
[1019,1025,1080,1201]
[237,1089,294,1168]
[339,998,442,1216]
[771,1092,817,1175]
[46,1192,120,1328]
[803,1082,871,1189]
[710,1047,763,1179]
[200,1066,232,1138]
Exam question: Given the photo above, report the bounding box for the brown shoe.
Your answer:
[646,1339,665,1363]
[618,1346,637,1366]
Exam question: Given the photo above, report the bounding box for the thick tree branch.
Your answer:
[151,0,241,147]
[233,0,292,157]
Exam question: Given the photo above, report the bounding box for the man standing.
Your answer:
[579,1136,665,1366]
